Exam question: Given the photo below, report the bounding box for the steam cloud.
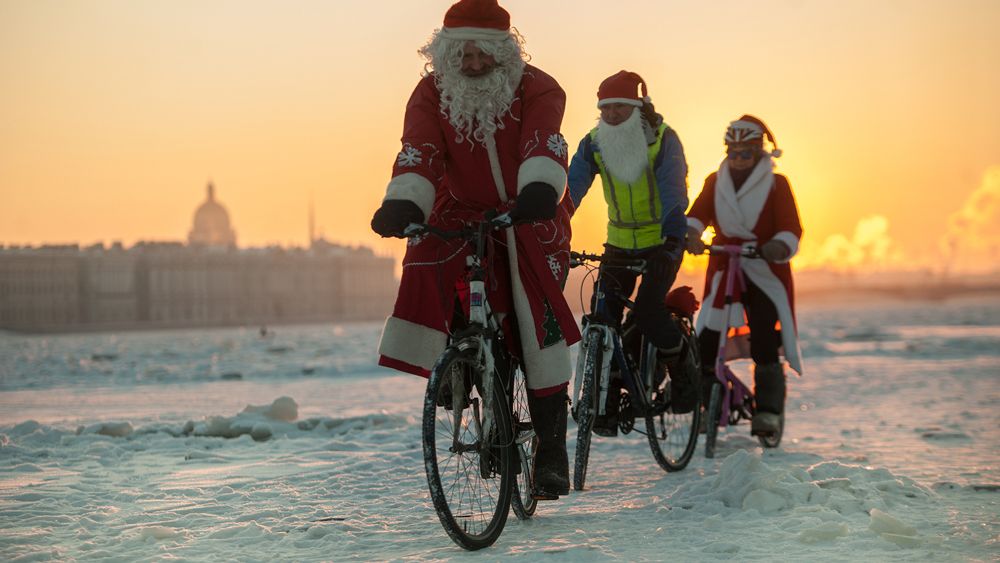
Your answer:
[797,215,901,272]
[941,165,1000,274]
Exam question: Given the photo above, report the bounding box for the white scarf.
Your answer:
[714,156,775,239]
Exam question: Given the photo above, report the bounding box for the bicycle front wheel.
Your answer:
[645,344,701,471]
[423,345,514,551]
[509,365,537,520]
[573,328,603,491]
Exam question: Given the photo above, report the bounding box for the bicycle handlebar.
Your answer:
[396,211,514,240]
[569,250,647,271]
[704,244,762,260]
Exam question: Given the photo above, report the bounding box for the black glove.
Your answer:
[760,239,790,262]
[510,182,558,222]
[648,239,681,279]
[370,199,424,237]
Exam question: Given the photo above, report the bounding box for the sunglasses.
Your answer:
[727,147,757,160]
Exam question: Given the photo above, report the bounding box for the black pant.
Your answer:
[594,241,682,350]
[699,277,780,368]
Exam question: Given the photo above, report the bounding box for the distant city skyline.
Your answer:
[1,1,998,274]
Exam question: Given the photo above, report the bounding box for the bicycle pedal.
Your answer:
[530,488,563,501]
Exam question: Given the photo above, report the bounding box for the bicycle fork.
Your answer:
[574,325,614,417]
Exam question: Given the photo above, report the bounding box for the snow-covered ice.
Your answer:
[1,297,998,561]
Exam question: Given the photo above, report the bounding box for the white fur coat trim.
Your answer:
[504,228,571,389]
[714,156,775,240]
[517,156,567,200]
[378,316,448,370]
[385,172,435,221]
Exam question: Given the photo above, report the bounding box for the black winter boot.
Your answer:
[751,362,786,435]
[592,377,621,437]
[668,350,700,414]
[527,390,570,499]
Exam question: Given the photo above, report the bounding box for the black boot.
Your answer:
[527,390,570,499]
[752,362,785,435]
[592,377,621,437]
[667,349,700,414]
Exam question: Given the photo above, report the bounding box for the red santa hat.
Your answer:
[597,70,650,108]
[439,0,511,41]
[725,114,782,157]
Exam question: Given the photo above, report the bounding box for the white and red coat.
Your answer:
[687,156,804,375]
[377,65,581,391]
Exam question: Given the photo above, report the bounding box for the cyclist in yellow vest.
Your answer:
[568,71,690,436]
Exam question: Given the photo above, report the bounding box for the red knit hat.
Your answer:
[725,114,782,157]
[440,0,511,40]
[597,70,649,108]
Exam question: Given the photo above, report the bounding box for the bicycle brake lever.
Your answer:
[492,212,513,229]
[401,223,425,238]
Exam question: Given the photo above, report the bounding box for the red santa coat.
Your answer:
[687,157,804,375]
[377,65,581,390]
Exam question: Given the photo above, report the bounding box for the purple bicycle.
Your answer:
[701,244,783,458]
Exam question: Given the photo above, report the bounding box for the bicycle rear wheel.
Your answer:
[509,365,537,520]
[573,329,603,491]
[423,345,513,550]
[704,381,722,459]
[645,344,701,471]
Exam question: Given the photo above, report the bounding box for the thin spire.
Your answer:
[308,192,315,248]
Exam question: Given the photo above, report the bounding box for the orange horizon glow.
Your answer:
[1,0,998,274]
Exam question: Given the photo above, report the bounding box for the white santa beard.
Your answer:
[595,109,648,184]
[437,64,523,144]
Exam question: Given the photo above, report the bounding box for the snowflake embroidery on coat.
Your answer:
[546,134,568,158]
[546,254,562,280]
[396,144,423,168]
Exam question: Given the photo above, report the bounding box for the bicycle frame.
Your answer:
[404,214,513,450]
[573,255,658,419]
[709,244,756,429]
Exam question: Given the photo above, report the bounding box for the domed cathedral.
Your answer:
[188,182,237,248]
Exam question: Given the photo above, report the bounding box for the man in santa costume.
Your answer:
[685,115,803,436]
[370,0,579,499]
[567,71,691,435]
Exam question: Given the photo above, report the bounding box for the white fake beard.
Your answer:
[436,63,523,145]
[594,108,649,184]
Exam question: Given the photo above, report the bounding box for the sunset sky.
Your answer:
[2,0,998,273]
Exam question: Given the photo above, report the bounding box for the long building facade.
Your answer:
[0,241,396,332]
[0,184,397,332]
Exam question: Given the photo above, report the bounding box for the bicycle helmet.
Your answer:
[724,114,782,157]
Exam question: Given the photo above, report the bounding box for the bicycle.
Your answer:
[569,251,702,491]
[397,211,537,551]
[700,244,784,459]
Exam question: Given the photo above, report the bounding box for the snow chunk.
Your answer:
[76,421,134,438]
[797,522,849,543]
[241,396,298,422]
[869,508,917,536]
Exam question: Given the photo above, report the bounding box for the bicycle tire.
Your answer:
[757,412,784,449]
[573,329,602,491]
[704,381,722,459]
[645,342,701,471]
[423,345,513,550]
[509,365,537,520]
